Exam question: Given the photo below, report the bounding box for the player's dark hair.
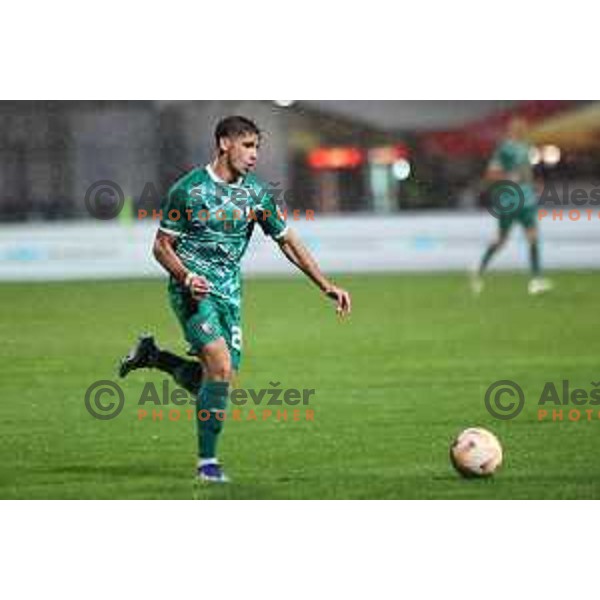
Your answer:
[214,116,261,148]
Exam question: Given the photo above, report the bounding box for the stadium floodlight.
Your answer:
[542,144,561,166]
[392,158,411,181]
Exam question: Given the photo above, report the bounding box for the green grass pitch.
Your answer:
[2,271,600,499]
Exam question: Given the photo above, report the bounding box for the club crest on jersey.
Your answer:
[200,322,215,336]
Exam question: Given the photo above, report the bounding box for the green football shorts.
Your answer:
[499,205,538,231]
[167,280,242,370]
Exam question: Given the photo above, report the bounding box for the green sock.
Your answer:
[153,350,202,395]
[530,242,541,277]
[197,381,229,459]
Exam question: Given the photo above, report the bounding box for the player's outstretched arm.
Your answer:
[276,228,351,317]
[152,230,210,299]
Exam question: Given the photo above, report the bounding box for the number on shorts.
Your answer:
[231,326,242,351]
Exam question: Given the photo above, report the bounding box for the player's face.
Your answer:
[507,118,528,140]
[224,133,260,176]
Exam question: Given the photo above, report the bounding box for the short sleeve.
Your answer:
[159,187,188,236]
[257,193,288,240]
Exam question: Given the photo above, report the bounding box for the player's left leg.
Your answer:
[195,337,232,483]
[185,297,241,483]
[118,334,203,395]
[524,222,553,295]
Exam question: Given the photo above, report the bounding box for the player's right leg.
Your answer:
[523,223,553,295]
[120,278,208,394]
[471,222,510,294]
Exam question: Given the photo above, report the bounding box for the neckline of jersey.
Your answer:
[205,163,245,189]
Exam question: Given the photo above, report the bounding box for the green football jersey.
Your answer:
[489,140,537,207]
[159,165,288,308]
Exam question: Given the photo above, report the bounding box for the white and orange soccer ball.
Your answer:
[450,427,503,477]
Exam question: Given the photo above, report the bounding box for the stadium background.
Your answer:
[2,100,600,499]
[1,100,599,279]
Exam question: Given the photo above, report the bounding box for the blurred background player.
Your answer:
[472,118,553,295]
[119,116,351,483]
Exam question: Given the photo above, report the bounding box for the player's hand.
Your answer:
[324,284,351,318]
[185,273,211,300]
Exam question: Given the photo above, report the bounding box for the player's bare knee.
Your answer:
[203,359,231,381]
[211,360,232,381]
[201,342,232,381]
[526,229,538,244]
[204,357,232,381]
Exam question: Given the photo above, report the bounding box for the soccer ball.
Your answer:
[450,427,503,477]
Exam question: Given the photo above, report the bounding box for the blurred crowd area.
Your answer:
[0,100,598,222]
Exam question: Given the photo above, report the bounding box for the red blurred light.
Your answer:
[368,144,410,165]
[308,147,363,170]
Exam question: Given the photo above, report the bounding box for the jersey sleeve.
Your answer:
[159,187,188,236]
[256,193,288,240]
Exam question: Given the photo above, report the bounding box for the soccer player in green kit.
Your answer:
[471,117,552,295]
[119,116,351,483]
